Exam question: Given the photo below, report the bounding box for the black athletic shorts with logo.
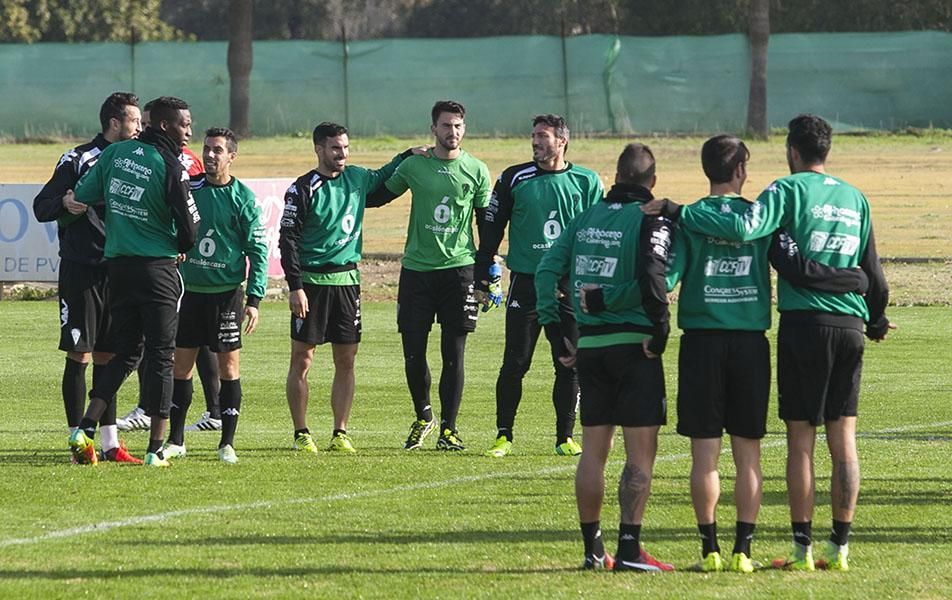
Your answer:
[397,265,478,333]
[176,287,245,352]
[576,343,667,428]
[57,260,113,353]
[677,330,770,440]
[291,283,361,345]
[777,322,864,425]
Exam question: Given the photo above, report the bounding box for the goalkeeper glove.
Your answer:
[482,262,503,312]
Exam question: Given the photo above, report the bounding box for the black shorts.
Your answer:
[397,266,478,333]
[676,330,770,439]
[176,287,245,352]
[777,323,864,425]
[57,260,113,353]
[291,284,361,345]
[576,343,667,428]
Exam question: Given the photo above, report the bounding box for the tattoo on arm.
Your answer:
[618,462,651,523]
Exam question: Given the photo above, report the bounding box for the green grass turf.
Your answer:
[0,301,950,598]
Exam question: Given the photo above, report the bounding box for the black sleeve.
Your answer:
[365,182,400,208]
[769,229,869,294]
[162,154,201,253]
[33,157,75,222]
[859,226,890,339]
[278,180,311,291]
[637,215,674,355]
[475,174,513,290]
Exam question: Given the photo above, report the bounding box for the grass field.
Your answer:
[0,301,950,599]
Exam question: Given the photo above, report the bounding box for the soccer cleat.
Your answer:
[185,411,222,432]
[484,436,513,458]
[161,443,187,459]
[555,437,583,456]
[218,444,239,464]
[614,547,675,572]
[771,543,815,571]
[403,419,435,450]
[293,432,319,454]
[814,540,849,571]
[144,452,171,467]
[100,441,143,464]
[436,428,465,451]
[68,429,98,465]
[728,552,758,573]
[327,432,357,454]
[582,553,615,570]
[116,406,151,432]
[689,552,724,572]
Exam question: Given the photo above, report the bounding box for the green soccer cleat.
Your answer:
[729,552,758,573]
[771,543,815,571]
[327,432,357,454]
[403,419,435,450]
[161,442,187,459]
[68,429,98,465]
[689,552,724,572]
[581,553,615,570]
[144,452,171,468]
[436,428,465,451]
[555,437,583,456]
[293,432,319,454]
[218,444,239,464]
[484,436,513,458]
[815,540,849,571]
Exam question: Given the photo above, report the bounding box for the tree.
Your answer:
[228,0,253,137]
[746,0,769,140]
[0,0,190,42]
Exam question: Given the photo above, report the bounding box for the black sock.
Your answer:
[698,522,719,556]
[830,519,851,546]
[168,378,193,446]
[333,428,347,437]
[401,330,433,422]
[580,521,605,558]
[496,428,513,442]
[617,523,642,562]
[63,358,88,428]
[93,365,117,427]
[219,378,241,449]
[78,417,97,439]
[295,428,310,437]
[733,521,756,556]
[147,437,163,455]
[792,521,812,547]
[196,346,221,419]
[437,330,467,431]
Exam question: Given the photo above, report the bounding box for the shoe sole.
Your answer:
[614,561,662,572]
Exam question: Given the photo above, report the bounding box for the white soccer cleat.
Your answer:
[218,445,238,464]
[161,443,187,459]
[185,411,222,432]
[116,406,151,432]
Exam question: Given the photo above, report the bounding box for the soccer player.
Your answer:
[162,127,267,464]
[33,91,143,464]
[279,122,426,454]
[536,143,674,572]
[368,100,491,451]
[70,96,201,467]
[475,114,603,457]
[650,115,892,571]
[667,135,870,573]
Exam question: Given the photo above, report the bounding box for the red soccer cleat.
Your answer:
[614,547,675,572]
[101,441,144,464]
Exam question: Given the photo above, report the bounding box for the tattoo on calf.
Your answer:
[834,460,860,510]
[618,462,651,523]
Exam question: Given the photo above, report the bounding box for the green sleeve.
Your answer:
[241,196,269,300]
[73,160,105,206]
[474,162,491,209]
[366,152,407,192]
[679,186,787,242]
[534,221,574,325]
[664,226,687,292]
[384,160,411,196]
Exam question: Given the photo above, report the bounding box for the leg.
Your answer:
[576,425,613,522]
[551,287,580,444]
[195,345,221,419]
[286,340,316,432]
[401,330,432,422]
[826,416,859,523]
[330,343,358,431]
[167,347,199,447]
[218,349,242,450]
[619,426,659,526]
[437,328,467,432]
[690,437,722,556]
[786,420,817,524]
[494,298,540,441]
[731,435,763,525]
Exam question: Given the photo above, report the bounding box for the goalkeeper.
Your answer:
[475,114,603,457]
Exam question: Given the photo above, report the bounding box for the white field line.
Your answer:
[1,419,949,549]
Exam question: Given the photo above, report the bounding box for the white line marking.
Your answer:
[1,419,948,549]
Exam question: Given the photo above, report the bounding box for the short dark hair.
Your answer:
[616,143,656,186]
[99,92,138,132]
[532,113,569,152]
[205,127,238,153]
[701,135,749,184]
[149,96,190,130]
[143,99,157,113]
[312,122,348,145]
[431,100,465,125]
[787,114,832,166]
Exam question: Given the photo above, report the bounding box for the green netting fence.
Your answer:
[0,31,949,137]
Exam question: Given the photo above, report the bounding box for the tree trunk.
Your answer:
[228,0,253,137]
[746,0,769,140]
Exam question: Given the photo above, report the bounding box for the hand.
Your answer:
[872,321,898,343]
[176,253,187,263]
[62,190,87,215]
[640,199,666,216]
[642,338,659,359]
[410,145,433,156]
[579,284,600,314]
[243,305,260,334]
[474,288,490,307]
[558,337,577,368]
[289,288,308,319]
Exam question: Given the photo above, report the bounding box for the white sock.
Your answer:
[100,425,119,452]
